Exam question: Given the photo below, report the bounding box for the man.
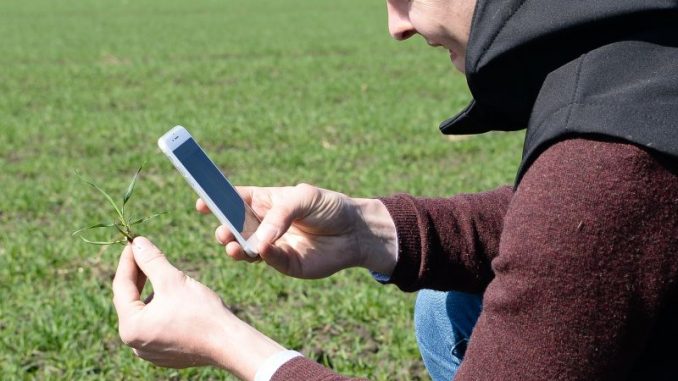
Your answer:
[113,1,678,380]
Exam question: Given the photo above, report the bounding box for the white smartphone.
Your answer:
[158,125,261,257]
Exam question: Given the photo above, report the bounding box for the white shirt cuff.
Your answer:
[254,350,303,381]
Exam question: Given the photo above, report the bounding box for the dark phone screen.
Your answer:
[173,138,258,236]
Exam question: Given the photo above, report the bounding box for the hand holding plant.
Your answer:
[113,237,285,378]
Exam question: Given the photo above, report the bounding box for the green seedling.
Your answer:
[72,166,165,245]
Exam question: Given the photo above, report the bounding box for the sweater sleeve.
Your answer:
[454,139,678,380]
[378,186,513,293]
[270,356,367,381]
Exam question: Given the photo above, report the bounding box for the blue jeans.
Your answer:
[414,290,483,381]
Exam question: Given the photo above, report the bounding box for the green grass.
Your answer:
[0,0,524,379]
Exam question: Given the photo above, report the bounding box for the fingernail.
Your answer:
[133,236,150,251]
[255,223,278,244]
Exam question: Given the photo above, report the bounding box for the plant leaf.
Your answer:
[129,212,167,226]
[72,222,117,236]
[78,236,126,246]
[123,166,143,212]
[75,170,124,223]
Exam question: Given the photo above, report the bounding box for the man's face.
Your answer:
[386,0,476,73]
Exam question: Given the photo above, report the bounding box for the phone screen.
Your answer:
[173,138,259,237]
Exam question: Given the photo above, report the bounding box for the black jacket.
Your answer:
[440,0,678,184]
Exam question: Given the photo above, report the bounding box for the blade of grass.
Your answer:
[122,166,143,217]
[78,236,127,245]
[129,212,166,226]
[72,222,117,236]
[75,170,124,223]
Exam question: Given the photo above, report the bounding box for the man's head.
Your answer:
[386,0,477,73]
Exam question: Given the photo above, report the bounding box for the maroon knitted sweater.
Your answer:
[271,138,678,380]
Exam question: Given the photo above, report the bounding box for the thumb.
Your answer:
[250,204,306,252]
[131,236,181,291]
[112,244,145,318]
[250,186,318,248]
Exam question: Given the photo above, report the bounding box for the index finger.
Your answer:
[112,245,145,318]
[196,198,211,214]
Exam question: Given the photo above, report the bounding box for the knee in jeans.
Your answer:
[414,290,482,356]
[415,290,442,324]
[414,290,448,337]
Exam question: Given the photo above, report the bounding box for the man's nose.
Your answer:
[387,1,416,41]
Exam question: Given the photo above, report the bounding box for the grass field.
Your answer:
[0,0,524,379]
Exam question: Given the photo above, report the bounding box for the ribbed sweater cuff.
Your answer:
[271,356,340,380]
[377,195,422,291]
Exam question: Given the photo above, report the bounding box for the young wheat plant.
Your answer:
[72,166,165,245]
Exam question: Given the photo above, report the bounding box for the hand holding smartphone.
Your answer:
[158,126,261,257]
